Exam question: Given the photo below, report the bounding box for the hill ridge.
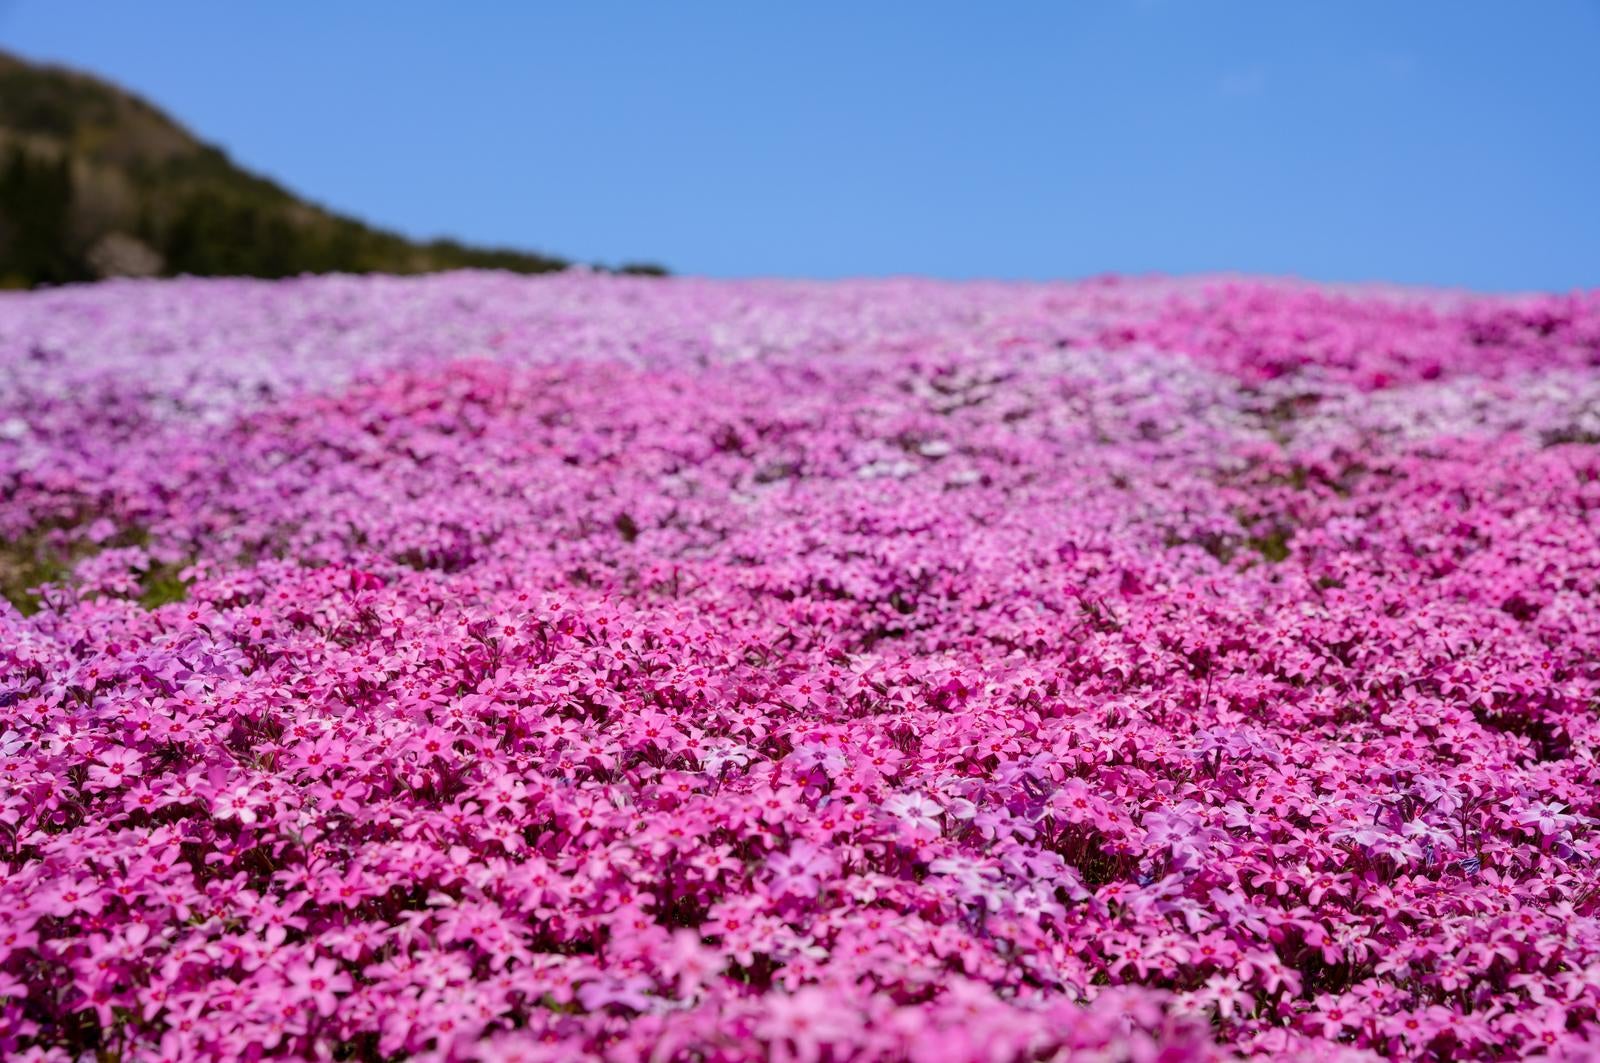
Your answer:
[0,49,665,286]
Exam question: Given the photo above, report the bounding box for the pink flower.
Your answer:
[756,987,857,1063]
[87,746,143,790]
[284,956,352,1017]
[309,780,368,816]
[657,930,723,997]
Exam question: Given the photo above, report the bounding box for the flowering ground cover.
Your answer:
[3,272,1600,1061]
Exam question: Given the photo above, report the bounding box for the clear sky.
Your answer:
[2,1,1596,290]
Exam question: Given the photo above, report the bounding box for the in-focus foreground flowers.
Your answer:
[2,273,1600,1061]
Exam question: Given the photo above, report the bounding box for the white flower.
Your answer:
[883,792,943,834]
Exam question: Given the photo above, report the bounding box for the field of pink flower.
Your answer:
[3,273,1600,1061]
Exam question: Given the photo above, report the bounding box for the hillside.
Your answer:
[0,50,664,286]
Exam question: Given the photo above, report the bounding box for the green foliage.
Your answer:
[137,563,191,609]
[0,529,73,615]
[0,522,190,615]
[0,147,91,287]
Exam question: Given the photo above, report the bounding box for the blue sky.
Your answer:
[2,1,1596,289]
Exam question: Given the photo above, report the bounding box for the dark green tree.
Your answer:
[0,148,88,286]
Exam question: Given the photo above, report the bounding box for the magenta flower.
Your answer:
[86,745,142,790]
[284,956,353,1017]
